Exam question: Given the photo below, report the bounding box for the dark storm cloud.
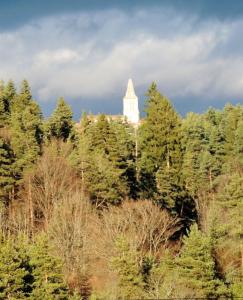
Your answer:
[0,0,242,118]
[1,0,243,30]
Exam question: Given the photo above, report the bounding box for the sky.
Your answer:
[0,0,243,119]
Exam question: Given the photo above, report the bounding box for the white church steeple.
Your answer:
[123,79,139,124]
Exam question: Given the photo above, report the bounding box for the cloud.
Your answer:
[0,8,242,116]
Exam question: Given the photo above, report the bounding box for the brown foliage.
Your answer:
[23,141,80,230]
[48,192,96,298]
[97,200,181,259]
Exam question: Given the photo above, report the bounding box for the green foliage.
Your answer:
[111,236,145,299]
[0,80,16,126]
[216,173,243,237]
[0,137,15,202]
[45,97,73,141]
[148,250,176,299]
[10,80,43,181]
[0,234,32,299]
[110,120,138,199]
[0,81,6,127]
[139,82,182,197]
[181,113,210,194]
[84,151,127,207]
[0,78,242,298]
[221,103,243,159]
[3,80,16,111]
[156,166,196,226]
[234,119,243,160]
[87,115,122,165]
[176,224,228,298]
[30,233,68,299]
[0,232,71,299]
[78,114,132,206]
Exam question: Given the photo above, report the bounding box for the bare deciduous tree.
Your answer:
[97,200,181,259]
[24,140,80,229]
[48,192,96,298]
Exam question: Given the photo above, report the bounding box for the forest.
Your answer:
[0,79,242,299]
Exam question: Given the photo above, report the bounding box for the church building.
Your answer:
[80,78,140,125]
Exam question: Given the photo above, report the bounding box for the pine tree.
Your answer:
[176,224,228,298]
[87,115,121,165]
[0,234,32,299]
[80,115,131,205]
[79,111,91,134]
[1,80,16,125]
[111,236,145,299]
[181,113,209,195]
[112,120,138,199]
[217,173,243,237]
[138,84,195,221]
[234,120,243,160]
[84,151,127,207]
[222,103,243,159]
[148,250,176,299]
[0,137,15,203]
[45,97,73,141]
[10,80,43,182]
[30,233,68,299]
[0,81,6,127]
[139,82,182,197]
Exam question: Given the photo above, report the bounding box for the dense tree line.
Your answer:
[0,79,242,299]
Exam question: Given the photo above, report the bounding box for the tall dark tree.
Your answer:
[181,113,209,195]
[139,83,182,198]
[111,236,145,299]
[30,234,68,299]
[0,137,15,203]
[0,234,32,299]
[79,115,130,205]
[10,80,43,183]
[0,81,6,127]
[176,224,228,298]
[45,97,73,141]
[2,80,16,123]
[221,104,243,159]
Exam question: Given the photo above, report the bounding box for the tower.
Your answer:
[123,78,139,124]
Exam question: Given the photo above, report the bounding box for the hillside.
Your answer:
[0,79,242,299]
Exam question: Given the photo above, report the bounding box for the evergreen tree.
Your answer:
[1,80,16,125]
[84,151,127,207]
[112,120,138,199]
[0,137,15,203]
[139,82,182,197]
[30,233,68,299]
[0,234,32,299]
[234,119,243,160]
[87,114,121,165]
[45,97,73,141]
[176,224,228,298]
[79,111,91,134]
[221,103,243,159]
[80,115,131,204]
[0,81,6,127]
[111,236,145,299]
[156,166,196,226]
[148,251,176,299]
[181,113,209,195]
[216,173,243,237]
[10,80,43,182]
[138,84,195,222]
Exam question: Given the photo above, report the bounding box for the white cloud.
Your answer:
[36,49,79,66]
[0,8,242,107]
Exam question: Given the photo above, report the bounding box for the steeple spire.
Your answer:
[125,78,137,99]
[123,78,139,124]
